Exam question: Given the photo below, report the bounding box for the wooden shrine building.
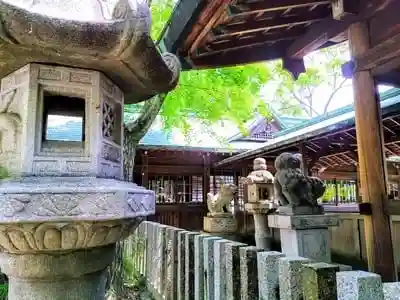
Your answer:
[160,0,400,281]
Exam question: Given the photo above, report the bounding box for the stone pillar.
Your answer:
[165,227,184,300]
[214,239,232,300]
[336,271,384,300]
[257,251,285,300]
[279,257,311,300]
[194,234,210,300]
[185,232,198,300]
[268,214,339,262]
[240,246,263,300]
[1,245,115,300]
[177,231,190,300]
[225,242,247,300]
[302,262,340,300]
[203,237,222,300]
[245,202,277,250]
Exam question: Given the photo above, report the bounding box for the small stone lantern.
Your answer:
[242,158,278,250]
[0,1,181,299]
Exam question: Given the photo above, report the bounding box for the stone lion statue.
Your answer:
[207,183,237,214]
[274,152,325,208]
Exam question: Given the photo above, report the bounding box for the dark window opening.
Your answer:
[42,92,85,142]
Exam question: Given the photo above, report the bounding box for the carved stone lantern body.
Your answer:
[0,64,124,179]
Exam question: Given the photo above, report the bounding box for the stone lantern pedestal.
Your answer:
[245,201,277,250]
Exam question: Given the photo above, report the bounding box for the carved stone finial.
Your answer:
[274,152,326,215]
[240,157,274,185]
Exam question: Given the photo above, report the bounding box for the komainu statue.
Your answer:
[207,183,237,215]
[274,152,325,214]
[240,157,274,184]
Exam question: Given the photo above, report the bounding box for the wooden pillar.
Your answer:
[141,150,149,188]
[349,22,396,281]
[299,143,310,176]
[202,153,211,203]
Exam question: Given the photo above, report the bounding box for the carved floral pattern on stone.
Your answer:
[127,193,155,213]
[33,194,83,216]
[0,194,30,217]
[0,219,141,254]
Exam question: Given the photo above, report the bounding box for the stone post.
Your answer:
[194,234,210,300]
[225,242,247,300]
[268,213,339,262]
[336,271,384,300]
[279,257,311,300]
[240,246,264,300]
[257,251,285,300]
[203,237,223,300]
[302,262,340,300]
[214,239,232,300]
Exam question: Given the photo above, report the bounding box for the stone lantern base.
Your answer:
[0,176,155,300]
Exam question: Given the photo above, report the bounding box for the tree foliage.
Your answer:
[124,0,272,140]
[268,43,350,117]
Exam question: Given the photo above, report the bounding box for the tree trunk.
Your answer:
[123,93,167,182]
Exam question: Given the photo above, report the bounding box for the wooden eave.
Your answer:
[161,0,391,75]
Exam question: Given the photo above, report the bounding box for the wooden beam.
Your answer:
[349,21,396,280]
[286,0,393,58]
[203,153,211,203]
[229,0,330,16]
[354,32,400,75]
[214,12,325,38]
[202,29,302,53]
[190,42,288,69]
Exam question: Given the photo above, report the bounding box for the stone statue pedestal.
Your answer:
[268,212,339,262]
[203,213,238,241]
[245,201,278,250]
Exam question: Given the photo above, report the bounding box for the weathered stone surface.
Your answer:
[0,244,115,300]
[383,282,400,300]
[226,242,247,300]
[177,230,190,300]
[185,232,198,300]
[273,152,325,210]
[257,251,285,300]
[279,256,311,300]
[0,1,181,103]
[194,234,210,300]
[302,262,339,300]
[269,214,337,262]
[268,214,339,230]
[207,183,237,214]
[154,225,168,295]
[203,237,222,300]
[336,271,384,300]
[165,227,184,300]
[240,246,263,300]
[203,215,237,233]
[214,239,232,300]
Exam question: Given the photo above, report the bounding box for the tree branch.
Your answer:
[323,78,348,114]
[290,89,320,117]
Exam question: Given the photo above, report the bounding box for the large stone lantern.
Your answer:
[0,1,180,299]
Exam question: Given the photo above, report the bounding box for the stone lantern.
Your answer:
[0,1,180,299]
[242,158,278,250]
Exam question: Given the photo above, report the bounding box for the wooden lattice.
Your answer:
[148,175,203,203]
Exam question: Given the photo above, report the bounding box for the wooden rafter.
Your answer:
[229,0,330,16]
[214,11,325,38]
